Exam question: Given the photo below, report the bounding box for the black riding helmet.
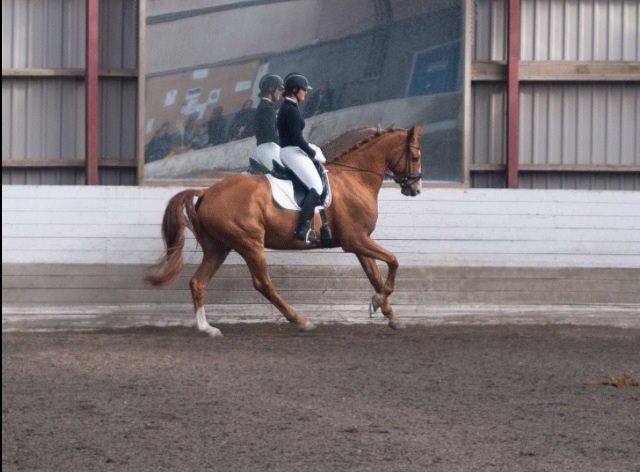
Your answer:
[284,73,313,95]
[259,74,284,95]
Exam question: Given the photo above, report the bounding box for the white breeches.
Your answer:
[280,146,324,194]
[255,142,283,171]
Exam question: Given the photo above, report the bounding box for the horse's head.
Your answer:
[387,126,422,197]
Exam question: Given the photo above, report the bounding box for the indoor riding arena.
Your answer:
[3,1,639,471]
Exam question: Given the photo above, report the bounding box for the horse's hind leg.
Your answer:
[239,245,316,332]
[190,244,229,337]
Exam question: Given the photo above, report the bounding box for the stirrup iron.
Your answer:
[296,227,318,245]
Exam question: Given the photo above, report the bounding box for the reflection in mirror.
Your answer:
[144,0,463,182]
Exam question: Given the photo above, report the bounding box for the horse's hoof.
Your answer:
[369,295,382,318]
[388,319,406,331]
[298,321,317,332]
[200,325,223,337]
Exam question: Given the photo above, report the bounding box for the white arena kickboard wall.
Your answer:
[3,185,640,330]
[2,185,640,268]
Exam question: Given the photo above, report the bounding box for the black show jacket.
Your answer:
[255,98,278,146]
[277,98,316,158]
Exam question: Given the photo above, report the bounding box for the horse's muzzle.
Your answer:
[401,185,421,197]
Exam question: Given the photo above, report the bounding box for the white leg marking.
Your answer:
[195,307,223,337]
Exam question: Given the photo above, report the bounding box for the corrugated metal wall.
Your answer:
[474,0,640,61]
[1,78,85,160]
[99,0,137,70]
[99,0,138,185]
[472,0,640,190]
[474,0,507,61]
[520,0,640,61]
[1,0,138,185]
[2,0,86,69]
[519,82,639,166]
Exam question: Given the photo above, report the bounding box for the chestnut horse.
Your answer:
[145,126,423,336]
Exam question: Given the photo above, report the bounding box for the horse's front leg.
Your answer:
[350,239,403,330]
[356,254,386,310]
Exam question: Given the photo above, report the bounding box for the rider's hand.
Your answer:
[309,144,326,164]
[314,153,327,164]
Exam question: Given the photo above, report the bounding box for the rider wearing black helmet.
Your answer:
[256,74,283,146]
[250,74,285,173]
[277,73,327,244]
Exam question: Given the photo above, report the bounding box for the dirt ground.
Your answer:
[2,324,639,472]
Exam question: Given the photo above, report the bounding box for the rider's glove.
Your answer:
[309,144,326,164]
[314,153,327,164]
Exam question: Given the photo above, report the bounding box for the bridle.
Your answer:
[328,135,423,191]
[388,142,422,190]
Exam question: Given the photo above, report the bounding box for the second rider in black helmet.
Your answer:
[250,74,285,173]
[277,73,327,244]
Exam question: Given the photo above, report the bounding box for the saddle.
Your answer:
[253,159,332,246]
[263,160,331,211]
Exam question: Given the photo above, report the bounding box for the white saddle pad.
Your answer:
[265,172,332,212]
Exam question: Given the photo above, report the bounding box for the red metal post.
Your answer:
[506,0,520,188]
[85,0,99,184]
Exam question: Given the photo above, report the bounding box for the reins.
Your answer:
[327,161,386,179]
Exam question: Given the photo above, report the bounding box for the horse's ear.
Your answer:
[409,125,422,143]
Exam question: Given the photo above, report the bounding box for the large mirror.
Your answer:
[143,0,464,182]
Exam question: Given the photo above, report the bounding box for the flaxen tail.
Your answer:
[145,189,203,286]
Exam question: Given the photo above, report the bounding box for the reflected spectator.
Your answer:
[228,99,255,141]
[145,122,177,163]
[207,106,227,146]
[304,80,335,117]
[186,122,210,150]
[182,114,198,147]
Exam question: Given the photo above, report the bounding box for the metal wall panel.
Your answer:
[2,78,85,160]
[519,172,640,190]
[99,168,137,185]
[2,167,136,186]
[473,0,507,61]
[2,168,84,185]
[471,82,507,164]
[99,0,138,69]
[98,1,138,185]
[471,81,639,190]
[2,0,86,69]
[473,171,640,190]
[471,171,506,187]
[519,83,639,166]
[474,0,640,61]
[99,78,137,161]
[521,0,640,61]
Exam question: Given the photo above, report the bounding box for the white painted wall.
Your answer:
[3,185,640,267]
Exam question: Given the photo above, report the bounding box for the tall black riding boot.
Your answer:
[295,190,320,244]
